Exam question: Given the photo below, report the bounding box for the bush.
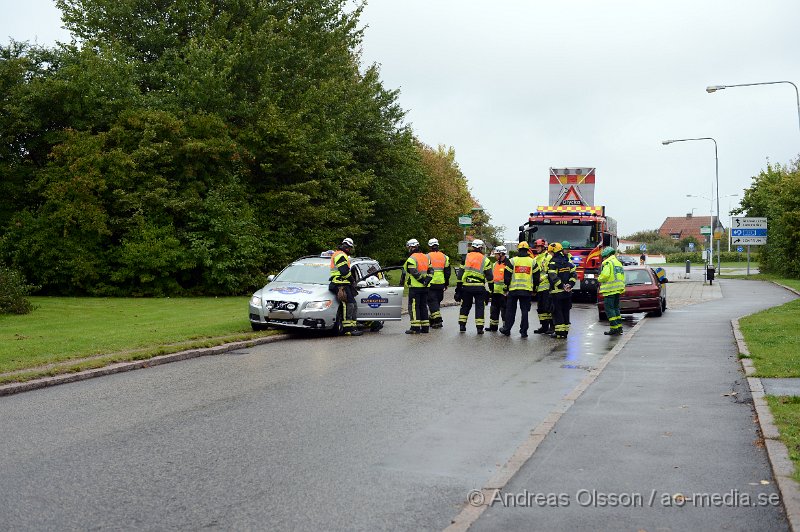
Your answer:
[0,266,37,314]
[665,251,760,264]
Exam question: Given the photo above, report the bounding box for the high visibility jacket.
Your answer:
[535,253,552,292]
[507,255,537,292]
[329,250,352,285]
[463,251,492,286]
[428,251,450,286]
[492,260,507,294]
[403,252,431,288]
[598,255,626,295]
[548,252,577,294]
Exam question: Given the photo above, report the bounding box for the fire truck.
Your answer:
[517,167,618,297]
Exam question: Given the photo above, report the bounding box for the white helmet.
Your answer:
[406,238,420,248]
[494,246,507,254]
[341,237,354,248]
[428,238,439,247]
[471,239,484,250]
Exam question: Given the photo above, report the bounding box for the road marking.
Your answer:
[445,318,647,531]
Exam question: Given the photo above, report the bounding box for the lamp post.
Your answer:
[662,138,720,272]
[707,81,800,139]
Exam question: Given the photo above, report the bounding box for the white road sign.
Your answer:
[730,217,767,246]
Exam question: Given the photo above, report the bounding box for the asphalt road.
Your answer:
[0,303,632,530]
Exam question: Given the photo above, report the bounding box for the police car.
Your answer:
[248,252,402,333]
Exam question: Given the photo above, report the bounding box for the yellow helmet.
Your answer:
[548,242,563,253]
[517,241,530,250]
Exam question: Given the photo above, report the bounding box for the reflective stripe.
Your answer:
[404,253,430,288]
[508,256,535,292]
[535,253,551,291]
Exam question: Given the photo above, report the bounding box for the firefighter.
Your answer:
[598,246,626,335]
[500,241,539,337]
[561,241,574,263]
[532,239,553,334]
[458,239,493,334]
[547,242,577,339]
[401,239,432,334]
[487,246,508,332]
[329,237,362,336]
[426,238,451,329]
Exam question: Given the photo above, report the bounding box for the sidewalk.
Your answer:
[467,278,798,530]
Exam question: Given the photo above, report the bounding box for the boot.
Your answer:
[477,326,484,335]
[533,325,548,334]
[520,330,528,338]
[344,329,363,336]
[487,326,498,332]
[459,324,467,332]
[499,327,511,336]
[421,326,430,334]
[405,328,420,335]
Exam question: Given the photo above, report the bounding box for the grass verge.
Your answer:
[0,297,277,384]
[739,298,800,378]
[766,396,800,483]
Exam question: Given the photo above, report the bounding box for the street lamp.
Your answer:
[706,81,800,138]
[662,138,721,272]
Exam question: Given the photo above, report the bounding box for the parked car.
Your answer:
[618,255,638,266]
[597,266,667,320]
[249,252,402,333]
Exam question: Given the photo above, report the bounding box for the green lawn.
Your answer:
[767,396,800,483]
[0,297,272,382]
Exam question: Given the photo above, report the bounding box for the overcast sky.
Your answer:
[3,0,799,239]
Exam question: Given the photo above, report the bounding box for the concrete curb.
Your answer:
[732,317,800,531]
[0,334,288,397]
[446,318,648,532]
[772,281,800,297]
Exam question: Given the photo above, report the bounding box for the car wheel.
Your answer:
[332,304,344,336]
[598,310,607,321]
[650,304,663,317]
[251,322,268,331]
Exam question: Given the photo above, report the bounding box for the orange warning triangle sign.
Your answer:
[562,186,583,203]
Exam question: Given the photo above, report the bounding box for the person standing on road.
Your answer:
[500,241,539,337]
[329,237,362,336]
[532,239,553,334]
[426,238,451,329]
[458,239,493,334]
[487,246,509,332]
[599,246,626,335]
[547,242,577,339]
[401,239,432,334]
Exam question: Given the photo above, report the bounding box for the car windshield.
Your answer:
[625,269,653,286]
[273,263,330,284]
[525,224,597,248]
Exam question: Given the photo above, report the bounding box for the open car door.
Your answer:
[354,265,403,321]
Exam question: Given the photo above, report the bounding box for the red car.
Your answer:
[597,266,667,320]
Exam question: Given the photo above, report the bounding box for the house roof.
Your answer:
[658,215,723,240]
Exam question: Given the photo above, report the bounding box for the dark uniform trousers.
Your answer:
[551,291,572,336]
[459,285,487,329]
[488,292,506,330]
[505,290,532,335]
[329,284,357,332]
[427,285,445,325]
[536,290,552,330]
[408,286,430,331]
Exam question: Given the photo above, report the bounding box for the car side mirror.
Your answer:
[267,275,275,282]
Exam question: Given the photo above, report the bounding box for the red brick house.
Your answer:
[658,214,723,242]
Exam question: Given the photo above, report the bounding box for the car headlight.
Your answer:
[251,295,262,306]
[305,300,333,311]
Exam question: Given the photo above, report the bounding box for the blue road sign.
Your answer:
[640,244,647,252]
[731,228,767,237]
[688,242,695,251]
[737,246,744,253]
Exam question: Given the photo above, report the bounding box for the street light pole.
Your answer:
[707,81,800,139]
[662,137,720,272]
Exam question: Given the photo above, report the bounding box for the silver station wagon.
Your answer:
[248,252,402,333]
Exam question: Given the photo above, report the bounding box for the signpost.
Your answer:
[730,217,767,276]
[688,242,695,251]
